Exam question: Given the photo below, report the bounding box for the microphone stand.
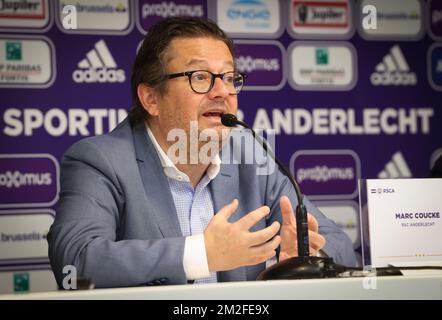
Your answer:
[221,114,341,279]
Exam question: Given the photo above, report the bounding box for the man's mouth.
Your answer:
[202,110,225,118]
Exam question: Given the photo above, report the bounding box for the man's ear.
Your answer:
[137,83,159,116]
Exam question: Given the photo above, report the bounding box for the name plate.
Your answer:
[360,178,442,267]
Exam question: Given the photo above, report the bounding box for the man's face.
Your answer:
[151,37,238,143]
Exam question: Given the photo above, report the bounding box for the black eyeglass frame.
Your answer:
[166,70,247,95]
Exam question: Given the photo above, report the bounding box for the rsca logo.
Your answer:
[370,45,417,86]
[72,40,126,83]
[371,187,395,194]
[227,0,270,21]
[378,151,412,179]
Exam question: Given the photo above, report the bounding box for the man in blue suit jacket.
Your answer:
[48,17,356,288]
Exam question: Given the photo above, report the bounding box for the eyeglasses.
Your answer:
[166,70,247,95]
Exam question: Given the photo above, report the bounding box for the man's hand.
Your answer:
[279,196,326,261]
[204,199,281,272]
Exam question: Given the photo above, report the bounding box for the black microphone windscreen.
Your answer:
[221,113,238,127]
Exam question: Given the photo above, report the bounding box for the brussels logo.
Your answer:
[370,45,416,86]
[72,40,126,83]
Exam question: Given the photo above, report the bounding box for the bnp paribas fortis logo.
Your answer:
[6,42,22,61]
[316,48,328,65]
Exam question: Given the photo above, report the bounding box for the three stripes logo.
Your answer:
[370,45,417,86]
[72,40,126,83]
[377,151,412,179]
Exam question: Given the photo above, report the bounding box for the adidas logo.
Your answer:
[378,151,412,179]
[370,45,417,86]
[72,40,126,83]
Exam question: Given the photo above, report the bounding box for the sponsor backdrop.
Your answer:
[0,0,441,293]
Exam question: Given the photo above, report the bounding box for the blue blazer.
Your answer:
[48,118,356,288]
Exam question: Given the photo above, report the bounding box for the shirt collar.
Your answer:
[145,123,221,182]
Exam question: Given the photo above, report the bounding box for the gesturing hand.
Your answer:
[279,196,326,261]
[204,199,281,272]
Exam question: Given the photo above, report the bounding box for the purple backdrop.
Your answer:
[0,0,441,283]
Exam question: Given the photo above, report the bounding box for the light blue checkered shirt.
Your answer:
[146,125,219,284]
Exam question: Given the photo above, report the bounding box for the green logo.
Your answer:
[6,42,22,61]
[14,273,30,292]
[316,48,328,65]
[115,3,127,12]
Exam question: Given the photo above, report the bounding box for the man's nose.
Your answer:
[208,76,230,99]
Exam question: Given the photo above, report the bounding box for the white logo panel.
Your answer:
[0,36,55,88]
[365,178,442,267]
[0,0,52,31]
[288,41,357,91]
[214,0,282,38]
[288,0,354,39]
[0,210,54,264]
[359,0,424,40]
[56,0,132,34]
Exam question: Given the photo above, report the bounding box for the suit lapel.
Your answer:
[132,121,182,238]
[210,164,240,221]
[133,122,248,281]
[210,159,247,282]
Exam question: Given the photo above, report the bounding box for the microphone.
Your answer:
[222,114,442,279]
[221,113,339,279]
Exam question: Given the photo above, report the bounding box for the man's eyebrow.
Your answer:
[185,59,234,68]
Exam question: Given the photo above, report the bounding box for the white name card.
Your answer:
[362,178,442,267]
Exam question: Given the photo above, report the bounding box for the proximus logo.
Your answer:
[142,1,204,18]
[236,56,280,73]
[0,171,52,188]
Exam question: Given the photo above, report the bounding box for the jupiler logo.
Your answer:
[72,40,126,83]
[0,170,52,188]
[370,45,417,86]
[294,1,347,25]
[0,0,41,13]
